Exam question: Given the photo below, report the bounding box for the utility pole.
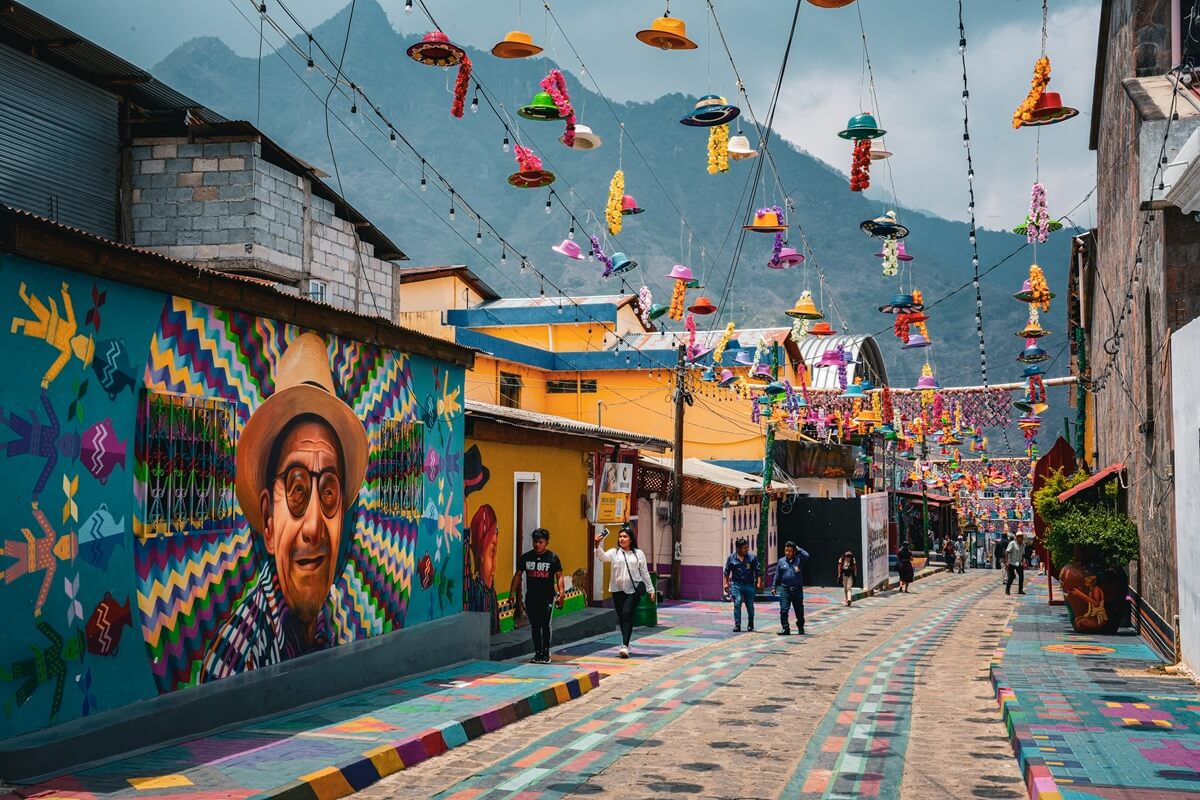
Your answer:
[756,342,780,585]
[669,344,688,599]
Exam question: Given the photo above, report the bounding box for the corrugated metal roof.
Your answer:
[621,327,794,351]
[395,265,499,300]
[640,455,790,493]
[798,334,888,390]
[479,295,636,310]
[465,400,669,451]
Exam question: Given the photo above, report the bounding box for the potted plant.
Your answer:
[1034,469,1137,634]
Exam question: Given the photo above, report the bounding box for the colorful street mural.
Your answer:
[0,256,464,739]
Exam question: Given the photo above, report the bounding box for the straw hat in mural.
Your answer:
[234,332,369,535]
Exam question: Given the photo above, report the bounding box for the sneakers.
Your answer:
[733,625,741,632]
[530,651,551,664]
[618,645,630,658]
[747,624,754,632]
[778,629,790,636]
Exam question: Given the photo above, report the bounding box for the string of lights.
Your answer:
[958,0,989,389]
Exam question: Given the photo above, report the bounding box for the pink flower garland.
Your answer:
[638,285,653,326]
[451,54,473,118]
[540,69,576,147]
[514,144,542,173]
[686,312,697,355]
[1028,182,1049,244]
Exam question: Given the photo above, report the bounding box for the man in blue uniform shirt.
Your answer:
[772,540,810,635]
[722,537,761,632]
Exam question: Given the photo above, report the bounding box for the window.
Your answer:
[377,420,424,520]
[499,372,523,408]
[141,392,237,537]
[579,379,597,394]
[547,379,577,394]
[308,279,327,303]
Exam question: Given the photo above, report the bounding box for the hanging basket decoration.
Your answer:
[540,70,577,147]
[850,138,871,192]
[707,124,730,174]
[507,144,555,188]
[669,280,687,320]
[1012,55,1050,128]
[407,31,466,66]
[638,286,654,326]
[1027,182,1050,243]
[879,239,899,277]
[450,55,474,118]
[606,170,624,235]
[745,205,787,233]
[713,322,736,364]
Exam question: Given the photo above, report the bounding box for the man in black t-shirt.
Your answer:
[510,528,564,664]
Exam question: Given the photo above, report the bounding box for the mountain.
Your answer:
[152,0,1075,447]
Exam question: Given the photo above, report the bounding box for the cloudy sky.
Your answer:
[25,0,1100,227]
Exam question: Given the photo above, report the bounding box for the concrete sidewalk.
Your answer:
[1,661,599,800]
[990,575,1200,799]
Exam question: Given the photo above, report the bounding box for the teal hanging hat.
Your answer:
[837,112,886,140]
[609,252,639,274]
[840,382,866,399]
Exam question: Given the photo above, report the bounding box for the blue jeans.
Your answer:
[730,582,756,628]
[778,585,805,631]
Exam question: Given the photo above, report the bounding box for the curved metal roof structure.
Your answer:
[797,334,889,390]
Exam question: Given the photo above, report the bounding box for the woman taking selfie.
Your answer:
[594,524,656,658]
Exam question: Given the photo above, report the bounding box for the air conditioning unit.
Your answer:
[308,279,327,303]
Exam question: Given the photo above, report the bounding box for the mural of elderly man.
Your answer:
[200,332,368,682]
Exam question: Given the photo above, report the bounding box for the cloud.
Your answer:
[772,2,1098,228]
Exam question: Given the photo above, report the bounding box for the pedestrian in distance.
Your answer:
[897,540,914,593]
[594,523,655,658]
[1005,532,1026,595]
[837,550,857,606]
[993,537,1006,571]
[772,541,810,635]
[723,537,760,632]
[954,535,967,574]
[511,528,564,664]
[942,538,956,573]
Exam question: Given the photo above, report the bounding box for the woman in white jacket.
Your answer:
[593,524,656,658]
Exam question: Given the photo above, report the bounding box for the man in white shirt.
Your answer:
[1005,532,1026,595]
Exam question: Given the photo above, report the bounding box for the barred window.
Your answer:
[142,392,237,537]
[377,420,424,519]
[547,379,577,394]
[499,372,522,408]
[579,379,597,393]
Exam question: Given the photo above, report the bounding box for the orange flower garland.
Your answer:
[606,169,624,235]
[1029,264,1051,312]
[669,280,687,321]
[912,290,930,339]
[707,124,729,174]
[1012,56,1050,129]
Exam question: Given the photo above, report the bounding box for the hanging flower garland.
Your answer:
[540,69,576,147]
[707,124,730,174]
[773,230,785,264]
[1029,264,1051,312]
[894,312,912,344]
[751,335,768,374]
[881,239,899,277]
[638,285,654,326]
[514,144,542,173]
[606,170,625,235]
[685,312,697,355]
[791,317,810,343]
[850,138,871,191]
[918,363,936,407]
[1013,56,1051,128]
[590,234,613,277]
[713,322,736,364]
[881,385,894,426]
[911,290,930,339]
[1028,182,1050,243]
[450,56,474,118]
[669,280,687,320]
[835,345,848,390]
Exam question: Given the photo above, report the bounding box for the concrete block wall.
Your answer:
[129,136,393,319]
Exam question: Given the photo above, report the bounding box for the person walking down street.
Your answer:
[772,541,810,635]
[594,524,655,658]
[954,536,967,574]
[837,550,857,607]
[511,528,564,664]
[1005,532,1026,595]
[942,538,956,573]
[723,537,760,632]
[897,541,915,593]
[993,537,1006,571]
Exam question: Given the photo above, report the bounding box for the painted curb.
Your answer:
[248,669,600,800]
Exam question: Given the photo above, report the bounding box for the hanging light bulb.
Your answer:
[476,227,483,244]
[520,259,527,274]
[501,247,507,264]
[470,89,479,114]
[389,129,397,147]
[502,135,510,153]
[968,168,975,182]
[350,96,358,115]
[306,35,315,72]
[558,304,563,315]
[568,224,575,240]
[449,203,455,222]
[958,36,966,54]
[404,0,413,13]
[419,160,427,192]
[968,230,976,245]
[545,193,553,215]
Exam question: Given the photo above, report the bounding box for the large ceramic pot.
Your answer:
[1058,547,1127,634]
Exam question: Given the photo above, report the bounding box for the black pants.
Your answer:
[527,599,554,655]
[612,590,639,646]
[1006,565,1025,594]
[778,585,805,632]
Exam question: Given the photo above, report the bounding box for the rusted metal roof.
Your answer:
[465,400,668,451]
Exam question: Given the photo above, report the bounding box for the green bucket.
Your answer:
[632,574,658,627]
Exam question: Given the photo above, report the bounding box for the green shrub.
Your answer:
[1032,468,1088,532]
[1045,504,1139,571]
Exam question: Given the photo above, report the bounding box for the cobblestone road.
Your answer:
[356,571,1022,799]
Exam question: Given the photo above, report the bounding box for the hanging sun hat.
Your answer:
[1017,342,1050,363]
[1013,279,1055,303]
[808,0,858,7]
[768,246,805,269]
[1017,318,1050,338]
[744,208,787,232]
[902,332,931,349]
[869,139,893,160]
[717,368,737,387]
[685,278,703,289]
[507,168,556,188]
[407,31,466,66]
[861,210,909,239]
[734,350,755,366]
[873,240,914,261]
[621,195,645,215]
[785,295,824,319]
[855,408,882,426]
[688,296,718,315]
[492,30,543,59]
[837,112,886,140]
[635,15,698,50]
[749,363,773,382]
[1021,364,1046,378]
[1013,398,1050,415]
[689,346,714,363]
[809,321,836,336]
[609,252,639,274]
[518,91,564,120]
[878,293,921,313]
[1025,91,1079,126]
[1012,218,1064,236]
[814,350,851,368]
[727,134,758,160]
[563,124,602,150]
[647,303,669,320]
[701,367,717,382]
[666,264,694,281]
[551,238,586,260]
[914,373,938,390]
[680,95,741,127]
[764,380,788,399]
[840,382,866,399]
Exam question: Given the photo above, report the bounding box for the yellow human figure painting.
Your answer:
[10,282,94,389]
